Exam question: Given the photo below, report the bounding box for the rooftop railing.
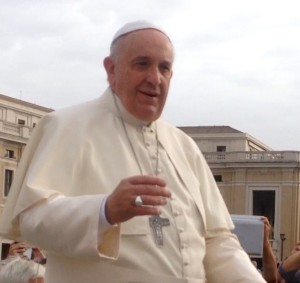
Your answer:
[203,151,300,163]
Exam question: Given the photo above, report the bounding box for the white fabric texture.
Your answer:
[111,20,170,46]
[0,88,266,283]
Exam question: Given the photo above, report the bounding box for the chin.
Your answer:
[133,111,157,122]
[141,114,160,122]
[131,104,162,121]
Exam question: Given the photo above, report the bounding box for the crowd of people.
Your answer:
[248,217,300,283]
[277,241,300,283]
[0,241,46,282]
[2,219,300,283]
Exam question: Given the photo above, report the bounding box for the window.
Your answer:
[5,149,14,159]
[18,119,25,125]
[4,169,14,197]
[216,146,226,160]
[252,190,275,240]
[214,175,223,182]
[217,146,226,152]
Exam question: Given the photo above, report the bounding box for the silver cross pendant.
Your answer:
[149,215,170,246]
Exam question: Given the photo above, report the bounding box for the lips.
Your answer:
[140,90,159,97]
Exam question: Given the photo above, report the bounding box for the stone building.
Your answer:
[0,94,52,217]
[180,125,300,261]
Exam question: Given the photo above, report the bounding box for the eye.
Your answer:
[134,59,149,69]
[160,63,172,75]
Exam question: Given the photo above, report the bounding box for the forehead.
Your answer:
[116,29,174,62]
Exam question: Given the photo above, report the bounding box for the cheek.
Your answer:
[162,80,171,96]
[108,74,116,91]
[109,65,123,88]
[114,71,131,89]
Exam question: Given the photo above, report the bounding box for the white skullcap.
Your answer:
[111,20,171,48]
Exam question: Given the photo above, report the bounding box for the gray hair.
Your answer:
[0,257,45,283]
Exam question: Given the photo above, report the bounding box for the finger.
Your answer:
[132,184,171,198]
[134,195,168,207]
[129,175,167,187]
[132,205,162,216]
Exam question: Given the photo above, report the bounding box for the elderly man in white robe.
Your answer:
[0,21,266,283]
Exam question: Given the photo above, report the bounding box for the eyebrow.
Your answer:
[130,56,173,65]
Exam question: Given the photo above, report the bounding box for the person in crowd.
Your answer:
[0,256,45,283]
[1,241,32,269]
[1,242,46,265]
[31,248,47,265]
[8,242,31,260]
[278,241,300,282]
[261,216,278,283]
[0,20,266,283]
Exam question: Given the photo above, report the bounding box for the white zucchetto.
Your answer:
[110,20,171,48]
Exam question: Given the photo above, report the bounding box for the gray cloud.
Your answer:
[1,0,300,150]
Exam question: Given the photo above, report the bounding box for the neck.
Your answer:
[111,90,154,127]
[112,91,159,176]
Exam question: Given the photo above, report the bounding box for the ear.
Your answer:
[103,57,116,88]
[103,56,115,76]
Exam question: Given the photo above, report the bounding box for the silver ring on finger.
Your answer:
[134,195,143,207]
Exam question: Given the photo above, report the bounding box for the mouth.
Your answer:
[140,90,159,97]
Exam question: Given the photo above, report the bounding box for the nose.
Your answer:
[146,67,162,86]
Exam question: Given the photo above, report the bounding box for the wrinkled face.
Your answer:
[104,29,174,121]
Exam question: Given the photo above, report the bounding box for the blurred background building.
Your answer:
[180,125,300,261]
[0,93,52,258]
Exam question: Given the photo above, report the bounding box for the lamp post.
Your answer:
[280,233,286,261]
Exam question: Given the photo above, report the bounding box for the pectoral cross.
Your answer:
[149,215,170,246]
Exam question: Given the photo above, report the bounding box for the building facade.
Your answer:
[0,94,52,217]
[180,126,300,261]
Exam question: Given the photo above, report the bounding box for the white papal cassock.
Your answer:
[0,88,266,283]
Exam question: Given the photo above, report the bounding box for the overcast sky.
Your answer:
[1,0,300,150]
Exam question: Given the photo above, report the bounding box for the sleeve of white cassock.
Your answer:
[204,230,266,283]
[19,195,120,260]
